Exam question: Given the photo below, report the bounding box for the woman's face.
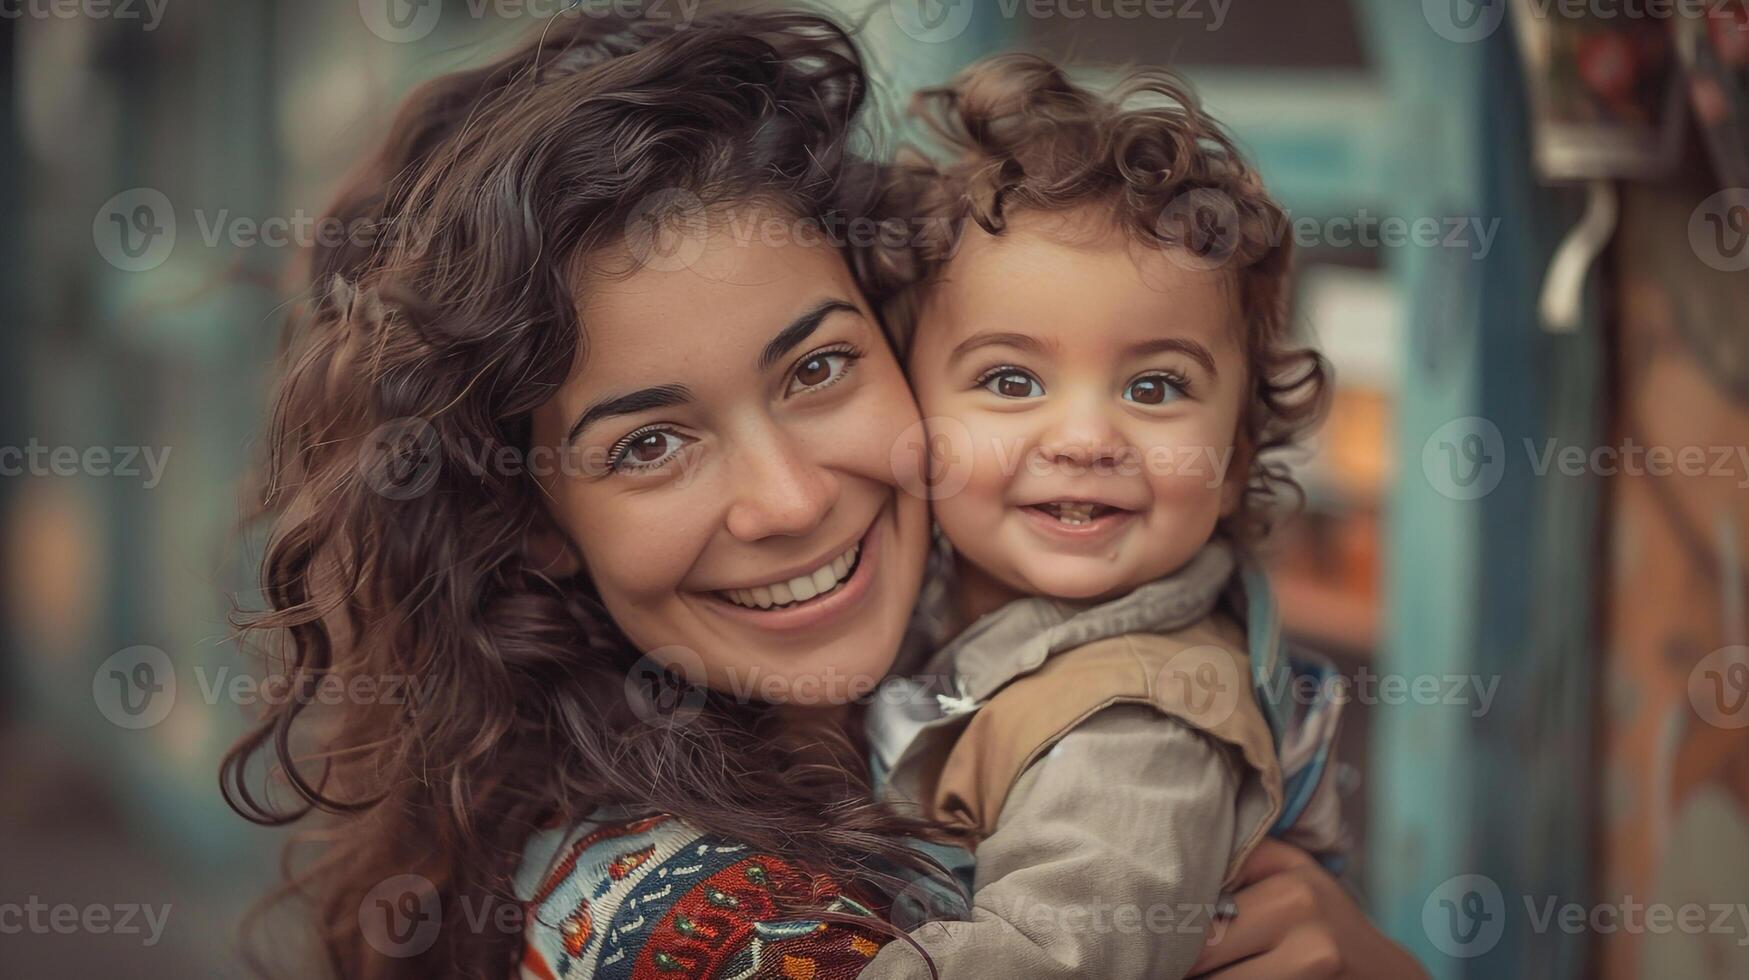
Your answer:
[529,206,931,706]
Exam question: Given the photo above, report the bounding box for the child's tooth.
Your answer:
[812,565,837,594]
[752,585,774,608]
[770,581,794,605]
[788,574,819,601]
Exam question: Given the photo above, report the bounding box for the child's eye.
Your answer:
[608,426,693,473]
[786,345,861,397]
[1123,372,1187,405]
[978,368,1044,399]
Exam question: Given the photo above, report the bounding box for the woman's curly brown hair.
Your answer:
[877,53,1331,545]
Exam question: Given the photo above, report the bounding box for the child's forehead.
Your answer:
[918,206,1244,345]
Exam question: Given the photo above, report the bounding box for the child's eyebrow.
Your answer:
[1125,338,1218,378]
[947,331,1057,365]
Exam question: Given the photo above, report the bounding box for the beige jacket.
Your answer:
[861,543,1283,980]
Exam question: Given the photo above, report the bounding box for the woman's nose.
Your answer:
[723,429,840,542]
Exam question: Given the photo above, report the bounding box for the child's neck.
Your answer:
[949,552,1030,633]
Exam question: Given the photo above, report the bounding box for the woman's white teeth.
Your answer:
[722,544,860,609]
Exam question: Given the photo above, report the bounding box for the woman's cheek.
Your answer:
[574,488,710,607]
[836,367,929,490]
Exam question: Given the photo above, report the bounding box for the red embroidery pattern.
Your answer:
[629,857,889,979]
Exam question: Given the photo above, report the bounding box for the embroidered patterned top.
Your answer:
[515,813,894,979]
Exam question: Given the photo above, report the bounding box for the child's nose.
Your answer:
[1036,406,1129,469]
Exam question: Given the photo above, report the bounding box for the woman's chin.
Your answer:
[707,645,896,707]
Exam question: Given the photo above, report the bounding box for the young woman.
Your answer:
[223,9,1423,980]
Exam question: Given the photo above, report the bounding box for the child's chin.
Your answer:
[1025,569,1136,604]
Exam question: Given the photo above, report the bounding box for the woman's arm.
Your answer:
[1188,840,1428,980]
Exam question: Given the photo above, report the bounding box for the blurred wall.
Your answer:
[1600,167,1749,980]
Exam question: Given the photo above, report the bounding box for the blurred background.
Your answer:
[2,1,1747,977]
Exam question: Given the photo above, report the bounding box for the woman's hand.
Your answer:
[1188,840,1429,980]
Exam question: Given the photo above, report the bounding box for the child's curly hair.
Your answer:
[878,54,1331,545]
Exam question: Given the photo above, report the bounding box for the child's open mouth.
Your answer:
[1027,501,1125,527]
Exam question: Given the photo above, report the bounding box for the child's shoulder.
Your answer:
[1006,615,1251,713]
[929,619,1276,797]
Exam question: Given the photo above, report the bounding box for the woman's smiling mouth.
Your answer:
[718,542,862,609]
[700,511,886,633]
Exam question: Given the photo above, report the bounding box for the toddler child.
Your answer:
[860,53,1347,980]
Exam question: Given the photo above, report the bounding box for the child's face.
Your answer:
[907,207,1248,606]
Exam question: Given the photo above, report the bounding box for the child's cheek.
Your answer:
[920,400,1017,539]
[1139,424,1235,547]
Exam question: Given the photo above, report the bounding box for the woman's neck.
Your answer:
[771,700,851,734]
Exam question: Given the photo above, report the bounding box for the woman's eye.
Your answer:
[786,350,856,396]
[611,428,690,472]
[1124,374,1185,405]
[981,370,1044,399]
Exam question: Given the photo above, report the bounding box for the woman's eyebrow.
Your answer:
[567,383,692,444]
[757,299,860,371]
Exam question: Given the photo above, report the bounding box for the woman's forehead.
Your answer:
[568,215,866,380]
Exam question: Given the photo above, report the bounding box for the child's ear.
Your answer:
[523,520,584,578]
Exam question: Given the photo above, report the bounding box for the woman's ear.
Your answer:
[523,520,584,578]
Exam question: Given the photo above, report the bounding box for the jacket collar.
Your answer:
[922,541,1238,704]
